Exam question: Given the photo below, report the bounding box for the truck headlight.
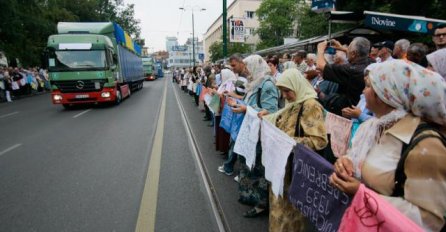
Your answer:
[53,94,62,101]
[101,92,111,98]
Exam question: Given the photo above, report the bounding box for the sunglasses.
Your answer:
[434,33,446,38]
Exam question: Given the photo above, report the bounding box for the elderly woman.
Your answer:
[259,68,328,232]
[331,60,446,232]
[212,69,237,155]
[227,54,279,217]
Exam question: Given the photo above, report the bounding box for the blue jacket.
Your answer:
[243,77,279,114]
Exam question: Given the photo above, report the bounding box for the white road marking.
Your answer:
[0,144,22,157]
[0,111,19,119]
[72,109,92,118]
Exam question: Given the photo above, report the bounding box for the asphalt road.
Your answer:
[0,76,267,232]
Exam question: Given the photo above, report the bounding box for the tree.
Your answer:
[209,41,253,62]
[255,0,298,49]
[0,0,141,67]
[209,41,224,62]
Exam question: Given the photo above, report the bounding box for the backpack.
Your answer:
[256,77,278,109]
[392,123,446,197]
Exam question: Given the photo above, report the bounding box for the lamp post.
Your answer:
[179,6,206,67]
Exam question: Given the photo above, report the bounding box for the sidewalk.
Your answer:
[173,82,268,232]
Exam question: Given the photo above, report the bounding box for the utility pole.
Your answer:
[222,0,228,60]
[179,6,205,67]
[192,11,195,67]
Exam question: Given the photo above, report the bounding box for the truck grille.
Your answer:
[51,80,106,93]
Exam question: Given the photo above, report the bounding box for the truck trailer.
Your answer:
[47,22,144,108]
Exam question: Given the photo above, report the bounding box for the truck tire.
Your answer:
[115,89,122,105]
[62,104,72,110]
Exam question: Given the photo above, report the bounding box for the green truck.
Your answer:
[47,22,144,108]
[142,56,155,80]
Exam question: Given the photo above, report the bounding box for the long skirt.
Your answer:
[269,156,315,232]
[214,116,230,153]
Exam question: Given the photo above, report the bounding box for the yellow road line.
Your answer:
[135,79,167,232]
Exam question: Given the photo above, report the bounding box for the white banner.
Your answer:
[230,19,245,43]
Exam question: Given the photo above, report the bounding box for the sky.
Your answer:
[125,0,234,52]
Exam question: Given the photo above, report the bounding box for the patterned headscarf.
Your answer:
[369,59,446,126]
[348,60,446,178]
[426,48,446,79]
[243,55,271,97]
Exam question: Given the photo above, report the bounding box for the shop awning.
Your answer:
[364,11,446,34]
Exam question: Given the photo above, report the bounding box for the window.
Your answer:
[245,11,254,19]
[245,28,251,36]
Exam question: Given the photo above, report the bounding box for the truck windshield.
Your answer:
[50,50,107,71]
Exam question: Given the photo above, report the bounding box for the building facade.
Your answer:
[166,36,204,68]
[203,0,262,63]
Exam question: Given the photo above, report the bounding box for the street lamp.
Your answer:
[179,6,206,67]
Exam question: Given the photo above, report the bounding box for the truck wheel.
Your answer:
[128,88,131,97]
[62,104,71,110]
[115,90,122,105]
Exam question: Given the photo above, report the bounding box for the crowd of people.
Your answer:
[0,67,50,102]
[172,24,446,232]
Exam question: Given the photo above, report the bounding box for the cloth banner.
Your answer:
[199,87,209,102]
[338,184,424,232]
[261,120,296,197]
[208,94,221,114]
[233,106,260,169]
[196,83,202,96]
[324,112,353,157]
[220,102,233,133]
[289,143,351,232]
[11,81,20,90]
[204,94,212,106]
[229,100,246,141]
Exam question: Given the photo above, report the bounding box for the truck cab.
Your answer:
[47,22,143,108]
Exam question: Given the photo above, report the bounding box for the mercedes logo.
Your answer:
[76,80,85,89]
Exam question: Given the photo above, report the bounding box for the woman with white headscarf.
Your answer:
[227,54,279,217]
[211,68,237,155]
[259,68,328,231]
[331,60,446,231]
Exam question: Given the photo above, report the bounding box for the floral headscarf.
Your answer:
[369,59,446,126]
[348,60,446,178]
[426,48,446,79]
[243,55,271,97]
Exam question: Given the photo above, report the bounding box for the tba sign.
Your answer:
[230,19,245,43]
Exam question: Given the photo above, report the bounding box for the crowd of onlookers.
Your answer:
[0,67,50,103]
[171,24,446,232]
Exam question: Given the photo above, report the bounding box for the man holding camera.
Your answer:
[316,37,372,116]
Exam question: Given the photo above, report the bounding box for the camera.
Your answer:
[325,40,336,55]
